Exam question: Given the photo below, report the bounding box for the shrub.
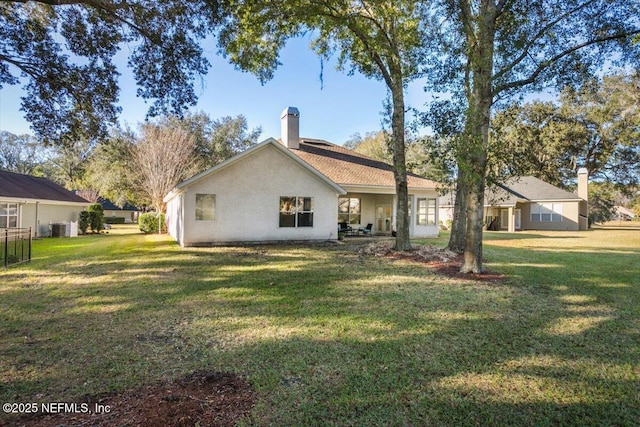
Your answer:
[104,217,126,224]
[139,212,165,234]
[79,211,90,234]
[87,203,105,234]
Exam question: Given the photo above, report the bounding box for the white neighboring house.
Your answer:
[164,107,440,247]
[0,170,91,237]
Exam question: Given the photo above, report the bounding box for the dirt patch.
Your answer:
[359,241,504,283]
[5,371,256,427]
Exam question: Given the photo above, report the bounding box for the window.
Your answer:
[417,198,436,226]
[280,196,314,227]
[338,197,361,224]
[530,203,563,222]
[0,203,18,228]
[195,194,216,220]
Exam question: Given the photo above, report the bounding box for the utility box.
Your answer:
[51,223,67,237]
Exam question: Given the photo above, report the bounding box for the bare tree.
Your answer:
[133,122,201,212]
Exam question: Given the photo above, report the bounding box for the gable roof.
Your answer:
[291,138,437,190]
[164,138,346,202]
[0,170,90,204]
[440,175,583,207]
[98,197,139,211]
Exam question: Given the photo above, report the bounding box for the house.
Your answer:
[614,205,635,221]
[0,170,91,237]
[439,171,589,232]
[98,197,141,223]
[164,107,440,246]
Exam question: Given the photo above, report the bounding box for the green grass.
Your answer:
[1,226,639,426]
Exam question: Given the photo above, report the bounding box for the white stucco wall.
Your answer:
[167,144,342,246]
[166,192,184,245]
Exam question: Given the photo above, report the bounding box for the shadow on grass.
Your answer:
[1,234,638,425]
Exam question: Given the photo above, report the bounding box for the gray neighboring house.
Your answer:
[439,171,589,232]
[98,197,141,223]
[0,170,90,236]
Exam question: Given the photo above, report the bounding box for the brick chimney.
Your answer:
[280,107,300,149]
[577,167,588,230]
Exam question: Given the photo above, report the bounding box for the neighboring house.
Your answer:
[614,205,635,221]
[98,197,141,223]
[0,170,91,237]
[439,171,589,232]
[164,107,440,246]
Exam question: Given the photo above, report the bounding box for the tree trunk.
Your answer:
[447,169,468,253]
[459,0,496,274]
[390,80,411,251]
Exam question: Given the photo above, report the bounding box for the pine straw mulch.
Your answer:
[358,241,504,283]
[5,371,256,427]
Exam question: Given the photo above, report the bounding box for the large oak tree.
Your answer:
[218,0,432,250]
[427,0,640,273]
[1,1,219,145]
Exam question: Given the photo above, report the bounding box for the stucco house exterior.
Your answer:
[439,171,589,232]
[0,170,91,237]
[164,107,440,247]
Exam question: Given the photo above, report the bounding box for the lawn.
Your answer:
[1,227,639,426]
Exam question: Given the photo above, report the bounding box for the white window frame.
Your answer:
[530,203,563,222]
[338,197,361,225]
[0,203,18,228]
[417,198,436,226]
[280,196,314,228]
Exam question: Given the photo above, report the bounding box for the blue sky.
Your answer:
[0,36,433,145]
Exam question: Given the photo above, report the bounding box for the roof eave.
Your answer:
[166,138,347,199]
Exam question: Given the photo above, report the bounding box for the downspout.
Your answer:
[34,202,39,237]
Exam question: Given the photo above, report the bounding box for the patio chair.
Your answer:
[338,222,354,235]
[359,223,373,236]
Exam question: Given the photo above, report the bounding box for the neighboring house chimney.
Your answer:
[577,167,589,230]
[281,107,300,149]
[577,168,588,201]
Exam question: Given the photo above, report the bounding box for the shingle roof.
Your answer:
[501,176,582,201]
[0,170,89,203]
[98,197,139,211]
[439,175,583,207]
[290,138,437,189]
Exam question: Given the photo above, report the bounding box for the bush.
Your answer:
[139,212,165,234]
[87,203,105,234]
[105,217,126,224]
[79,211,90,234]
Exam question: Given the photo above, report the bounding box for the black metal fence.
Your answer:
[2,228,32,268]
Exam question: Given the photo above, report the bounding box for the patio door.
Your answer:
[376,205,392,234]
[500,209,509,230]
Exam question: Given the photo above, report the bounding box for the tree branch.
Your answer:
[494,30,640,95]
[493,0,595,82]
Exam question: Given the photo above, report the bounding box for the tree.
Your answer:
[1,1,218,145]
[491,73,640,189]
[345,130,450,182]
[428,0,640,273]
[84,126,137,206]
[588,181,616,225]
[132,120,202,212]
[174,112,262,170]
[219,0,432,250]
[0,131,50,175]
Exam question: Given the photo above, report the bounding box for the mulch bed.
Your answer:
[4,371,256,427]
[359,241,504,283]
